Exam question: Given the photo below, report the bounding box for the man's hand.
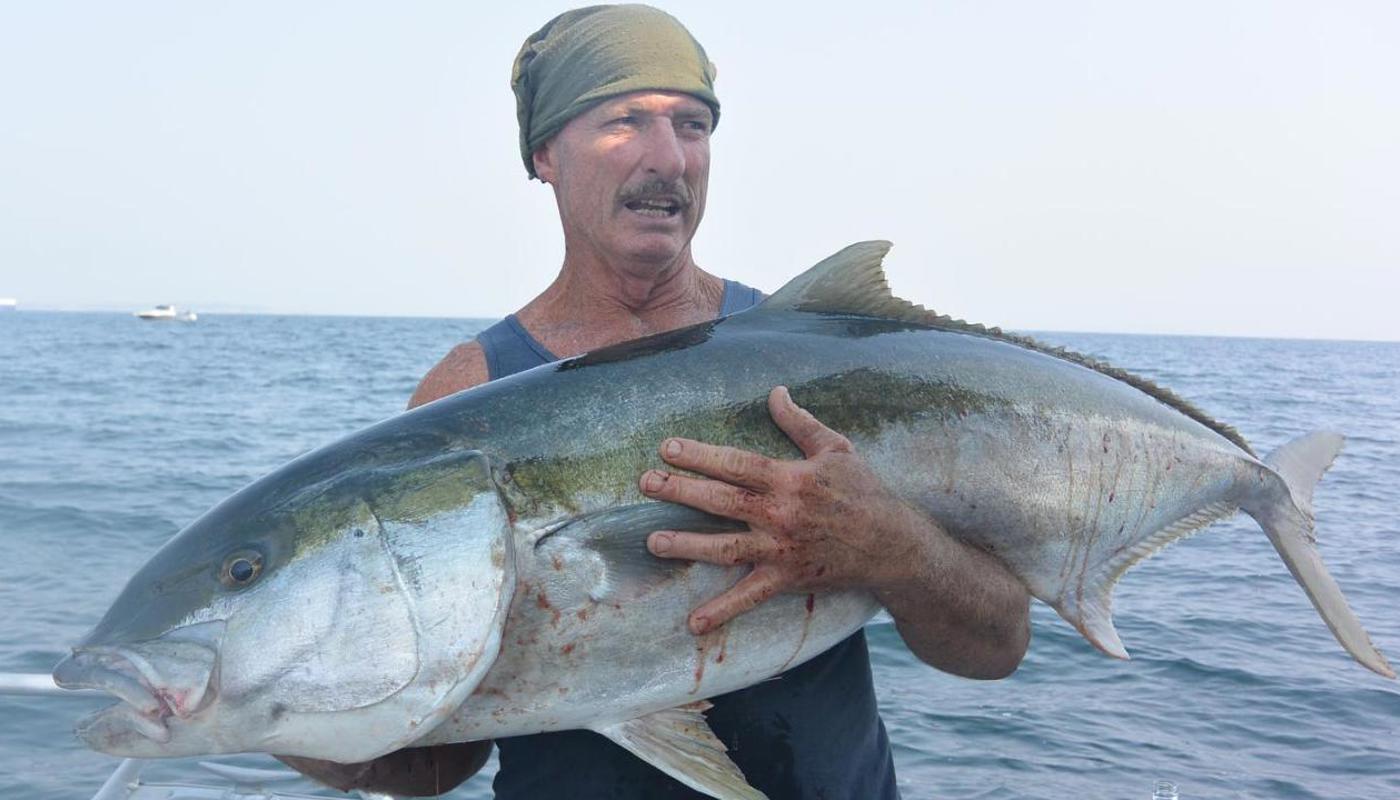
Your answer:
[640,386,1031,679]
[640,386,926,632]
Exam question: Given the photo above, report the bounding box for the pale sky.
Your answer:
[1,1,1396,340]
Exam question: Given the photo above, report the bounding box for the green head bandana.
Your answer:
[511,4,720,178]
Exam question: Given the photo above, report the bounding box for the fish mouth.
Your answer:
[53,620,224,751]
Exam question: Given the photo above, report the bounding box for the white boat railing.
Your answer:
[0,672,391,800]
[0,671,91,696]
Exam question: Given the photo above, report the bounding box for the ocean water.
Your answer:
[1,311,1396,799]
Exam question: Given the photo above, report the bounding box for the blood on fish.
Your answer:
[692,626,731,690]
[535,592,561,625]
[781,595,817,672]
[157,689,187,716]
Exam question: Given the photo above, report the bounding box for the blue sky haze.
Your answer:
[1,2,1396,340]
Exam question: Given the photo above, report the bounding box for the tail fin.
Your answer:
[1266,431,1344,519]
[1248,432,1395,678]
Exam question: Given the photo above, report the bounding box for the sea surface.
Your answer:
[1,311,1396,800]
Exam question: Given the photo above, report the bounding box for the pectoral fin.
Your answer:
[592,703,766,800]
[535,502,747,600]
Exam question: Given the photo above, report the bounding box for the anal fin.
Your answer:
[1053,501,1238,660]
[592,702,767,800]
[1058,590,1129,660]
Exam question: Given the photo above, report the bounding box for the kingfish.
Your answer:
[53,242,1394,800]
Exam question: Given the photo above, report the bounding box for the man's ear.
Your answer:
[532,143,557,184]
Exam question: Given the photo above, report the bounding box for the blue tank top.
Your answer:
[478,279,767,381]
[476,279,900,800]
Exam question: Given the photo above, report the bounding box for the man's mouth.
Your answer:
[623,195,685,218]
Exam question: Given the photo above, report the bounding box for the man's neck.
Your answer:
[515,244,726,358]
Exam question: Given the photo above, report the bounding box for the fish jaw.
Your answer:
[54,620,226,757]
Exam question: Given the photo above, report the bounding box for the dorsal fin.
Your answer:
[757,241,1255,456]
[758,241,913,319]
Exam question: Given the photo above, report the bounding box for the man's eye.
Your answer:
[681,120,711,133]
[611,116,639,126]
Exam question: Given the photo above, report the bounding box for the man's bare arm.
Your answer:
[408,342,489,409]
[640,386,1031,680]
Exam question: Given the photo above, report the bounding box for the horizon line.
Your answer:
[4,307,1398,346]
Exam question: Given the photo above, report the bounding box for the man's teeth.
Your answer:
[627,199,680,215]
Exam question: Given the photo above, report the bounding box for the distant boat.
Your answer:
[0,297,16,311]
[135,304,197,322]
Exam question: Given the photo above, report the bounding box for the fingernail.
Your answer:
[663,439,682,458]
[690,615,709,635]
[650,532,672,554]
[641,470,666,493]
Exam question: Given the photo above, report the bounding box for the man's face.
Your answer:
[534,91,712,272]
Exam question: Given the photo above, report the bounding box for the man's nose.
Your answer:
[638,121,686,181]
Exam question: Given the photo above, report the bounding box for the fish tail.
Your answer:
[1246,432,1394,678]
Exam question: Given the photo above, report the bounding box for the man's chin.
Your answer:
[616,230,691,267]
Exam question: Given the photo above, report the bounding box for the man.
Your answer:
[409,6,1031,797]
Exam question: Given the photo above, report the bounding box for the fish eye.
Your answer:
[219,550,263,589]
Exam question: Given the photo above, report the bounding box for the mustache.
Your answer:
[617,179,694,208]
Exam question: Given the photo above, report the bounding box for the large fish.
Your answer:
[53,243,1393,800]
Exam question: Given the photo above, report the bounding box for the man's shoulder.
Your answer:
[408,341,488,409]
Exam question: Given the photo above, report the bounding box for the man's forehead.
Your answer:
[594,91,713,119]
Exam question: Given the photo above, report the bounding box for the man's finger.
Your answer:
[647,530,781,566]
[769,386,851,457]
[658,438,776,491]
[640,470,765,523]
[689,570,787,634]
